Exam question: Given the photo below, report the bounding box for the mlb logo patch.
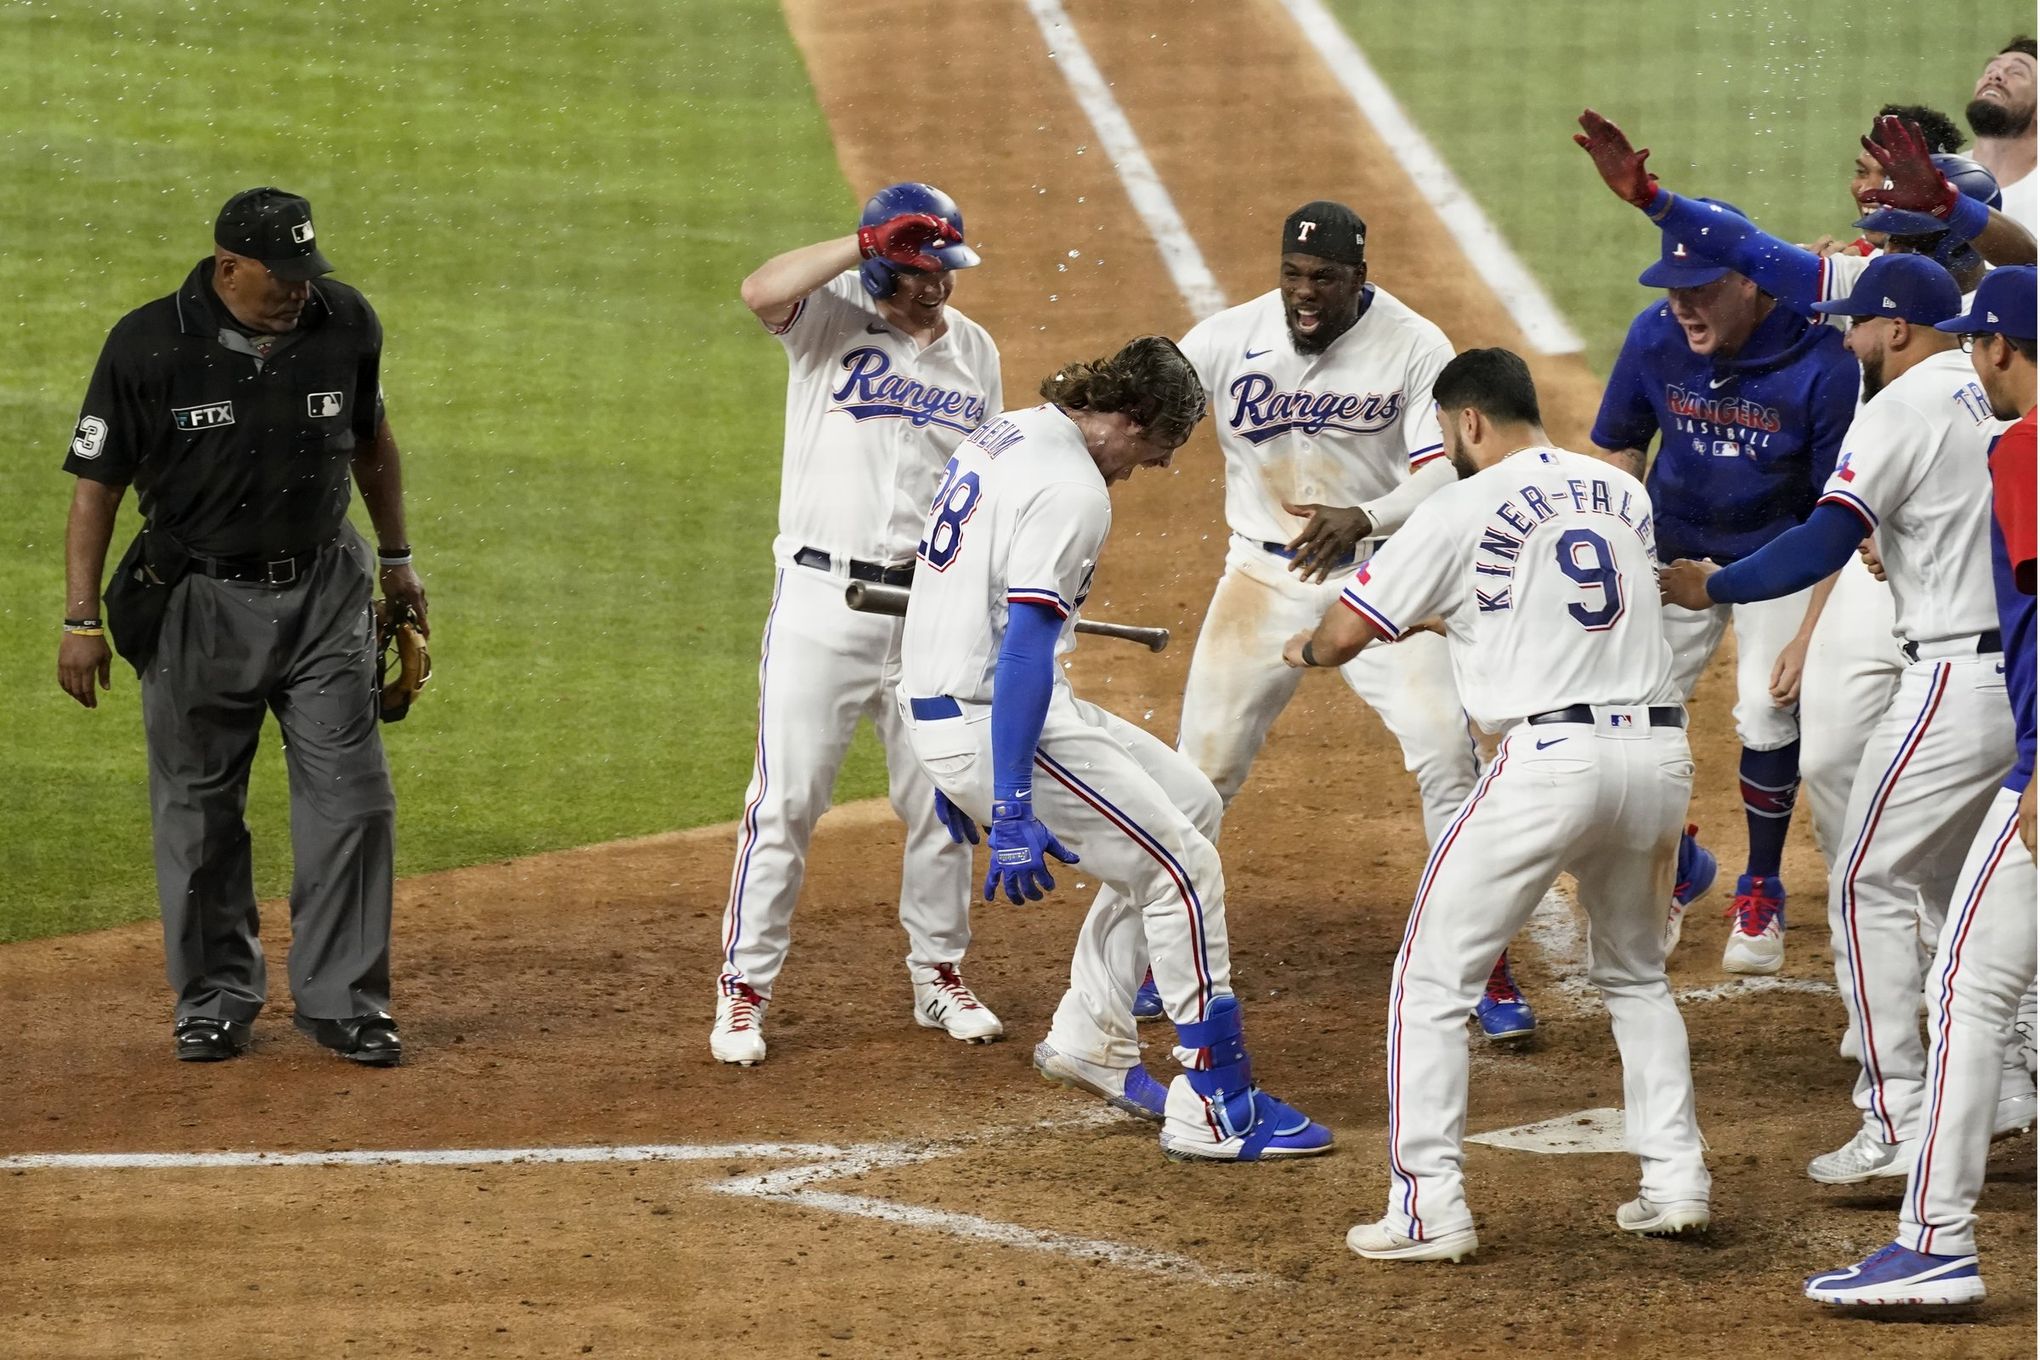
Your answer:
[172,400,235,430]
[307,391,343,418]
[1608,713,1635,729]
[291,220,316,244]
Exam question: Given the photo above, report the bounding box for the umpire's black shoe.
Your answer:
[293,1011,403,1067]
[174,1016,253,1062]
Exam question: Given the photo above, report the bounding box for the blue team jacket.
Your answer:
[1591,299,1861,565]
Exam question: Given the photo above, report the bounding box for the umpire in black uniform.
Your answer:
[57,188,427,1066]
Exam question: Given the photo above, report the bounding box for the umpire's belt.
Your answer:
[192,540,333,586]
[1901,629,2001,664]
[1526,704,1686,730]
[1258,539,1358,571]
[909,695,962,721]
[795,546,914,587]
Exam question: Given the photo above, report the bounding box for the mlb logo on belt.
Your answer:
[308,391,343,417]
[172,400,235,430]
[1607,713,1635,728]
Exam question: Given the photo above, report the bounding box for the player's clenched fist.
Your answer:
[984,796,1078,904]
[1574,109,1660,209]
[858,212,963,272]
[1657,558,1717,611]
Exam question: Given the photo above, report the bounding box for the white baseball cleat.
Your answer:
[912,963,1004,1043]
[1808,1126,1915,1184]
[1346,1219,1477,1262]
[1032,1040,1167,1121]
[1721,875,1785,975]
[711,983,768,1066]
[1615,1197,1711,1237]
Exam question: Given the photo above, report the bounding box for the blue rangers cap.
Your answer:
[1638,199,1746,287]
[1934,265,2037,340]
[1808,252,1962,325]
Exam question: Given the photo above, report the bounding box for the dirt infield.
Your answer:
[3,2,2033,1357]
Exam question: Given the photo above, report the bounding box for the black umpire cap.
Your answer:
[215,187,335,280]
[1282,200,1366,265]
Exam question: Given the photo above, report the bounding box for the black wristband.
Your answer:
[1301,639,1319,667]
[64,617,103,629]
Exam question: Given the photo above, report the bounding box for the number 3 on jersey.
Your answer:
[1556,528,1624,630]
[920,457,984,571]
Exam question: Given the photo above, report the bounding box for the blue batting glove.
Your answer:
[933,788,980,845]
[983,796,1079,904]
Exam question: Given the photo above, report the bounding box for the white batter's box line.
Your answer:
[1675,975,1839,1004]
[1272,0,1584,356]
[1023,0,1229,320]
[2,1113,1274,1290]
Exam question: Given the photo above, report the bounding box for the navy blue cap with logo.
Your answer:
[1808,253,1962,325]
[1282,201,1366,265]
[1638,198,1745,287]
[214,187,334,281]
[1934,264,2037,340]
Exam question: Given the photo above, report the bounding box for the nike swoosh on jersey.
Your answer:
[1244,348,1272,360]
[1534,737,1568,750]
[1708,375,1733,389]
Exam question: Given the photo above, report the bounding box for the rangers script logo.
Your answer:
[1226,372,1403,445]
[830,348,988,434]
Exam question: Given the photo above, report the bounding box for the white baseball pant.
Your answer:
[1829,650,2014,1144]
[1179,534,1475,840]
[1660,587,1811,750]
[1799,556,1904,863]
[1900,785,2035,1259]
[1383,712,1708,1240]
[718,563,973,997]
[901,687,1231,1072]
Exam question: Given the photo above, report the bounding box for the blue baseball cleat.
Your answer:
[1033,1040,1167,1121]
[1157,996,1334,1161]
[1133,968,1164,1023]
[1475,952,1536,1041]
[1805,1242,1985,1307]
[1662,824,1717,952]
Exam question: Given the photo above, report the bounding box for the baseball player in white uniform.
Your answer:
[899,337,1333,1162]
[1806,265,2038,1309]
[1293,349,1709,1262]
[1661,254,2014,1183]
[712,183,1005,1066]
[1167,202,1536,1038]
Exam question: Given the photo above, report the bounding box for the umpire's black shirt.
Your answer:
[64,258,384,558]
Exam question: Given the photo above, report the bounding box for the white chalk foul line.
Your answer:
[1023,0,1228,320]
[1676,974,1838,1004]
[2,1116,1272,1289]
[1274,0,1583,356]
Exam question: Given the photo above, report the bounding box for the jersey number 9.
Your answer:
[1556,528,1625,631]
[920,457,984,572]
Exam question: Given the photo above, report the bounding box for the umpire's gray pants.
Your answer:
[140,538,395,1024]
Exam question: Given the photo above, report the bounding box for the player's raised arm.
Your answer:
[739,211,965,329]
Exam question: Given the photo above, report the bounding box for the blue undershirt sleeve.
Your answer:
[990,601,1066,803]
[1705,502,1863,603]
[1646,190,1823,306]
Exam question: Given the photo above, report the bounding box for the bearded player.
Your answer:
[711,184,1004,1066]
[1161,201,1549,1041]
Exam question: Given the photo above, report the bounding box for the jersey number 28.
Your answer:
[1556,528,1624,630]
[920,457,984,571]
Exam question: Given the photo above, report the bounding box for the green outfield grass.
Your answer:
[1335,0,2002,371]
[0,0,881,940]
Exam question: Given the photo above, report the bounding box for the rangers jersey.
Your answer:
[768,271,1001,567]
[899,403,1109,705]
[1817,349,2007,645]
[1176,286,1453,544]
[1340,446,1677,731]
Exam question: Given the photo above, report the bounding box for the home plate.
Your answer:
[1468,1107,1627,1154]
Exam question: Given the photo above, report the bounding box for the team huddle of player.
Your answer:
[717,36,2038,1308]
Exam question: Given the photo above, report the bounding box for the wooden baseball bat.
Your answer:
[844,580,1170,652]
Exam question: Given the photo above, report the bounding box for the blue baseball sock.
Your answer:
[1739,742,1800,879]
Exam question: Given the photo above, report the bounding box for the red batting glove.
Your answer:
[857,212,958,270]
[1858,114,1959,220]
[1574,108,1660,209]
